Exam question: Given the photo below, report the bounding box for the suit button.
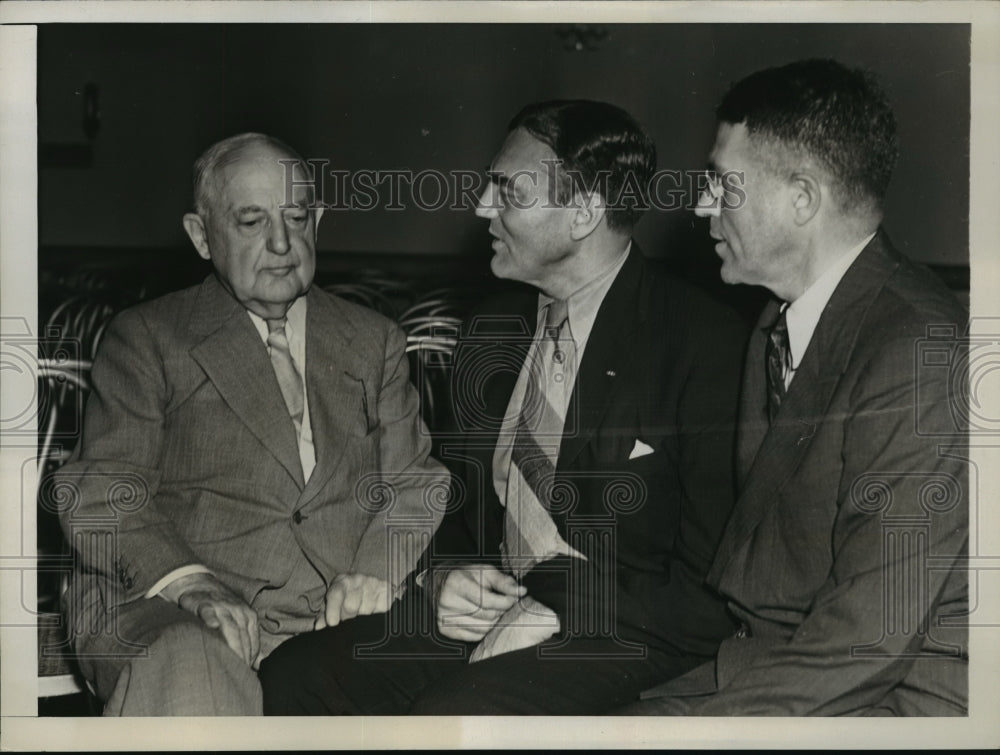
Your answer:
[124,577,134,590]
[292,511,303,524]
[735,624,751,639]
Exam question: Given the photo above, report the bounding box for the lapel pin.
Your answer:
[606,370,616,377]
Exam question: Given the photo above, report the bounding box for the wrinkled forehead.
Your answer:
[211,146,314,208]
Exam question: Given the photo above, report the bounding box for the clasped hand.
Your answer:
[433,564,560,659]
[433,564,527,641]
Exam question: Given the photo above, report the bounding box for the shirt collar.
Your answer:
[247,295,308,346]
[784,232,874,369]
[537,242,631,349]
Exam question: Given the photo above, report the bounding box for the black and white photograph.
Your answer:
[1,1,998,750]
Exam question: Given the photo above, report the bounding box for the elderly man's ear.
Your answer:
[182,213,212,261]
[568,191,607,241]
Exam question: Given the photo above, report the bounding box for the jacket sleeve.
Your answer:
[55,309,202,606]
[422,309,514,570]
[648,302,745,655]
[347,321,449,590]
[691,332,968,715]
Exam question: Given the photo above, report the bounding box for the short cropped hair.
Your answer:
[508,100,657,232]
[717,59,898,214]
[192,132,307,216]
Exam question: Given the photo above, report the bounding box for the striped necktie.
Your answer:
[266,317,305,436]
[765,307,791,423]
[503,299,583,577]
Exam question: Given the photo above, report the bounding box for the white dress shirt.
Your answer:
[492,244,631,537]
[415,246,630,591]
[782,233,875,389]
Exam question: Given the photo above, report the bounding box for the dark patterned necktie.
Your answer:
[266,318,304,436]
[765,307,791,423]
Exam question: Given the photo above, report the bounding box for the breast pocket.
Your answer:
[338,382,381,490]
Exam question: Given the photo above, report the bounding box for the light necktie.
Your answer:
[266,318,305,436]
[765,307,792,423]
[503,300,581,577]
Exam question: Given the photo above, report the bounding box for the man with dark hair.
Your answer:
[260,100,749,714]
[56,133,447,715]
[623,59,969,715]
[507,99,657,233]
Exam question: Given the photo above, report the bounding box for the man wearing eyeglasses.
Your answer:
[625,59,969,716]
[261,100,749,715]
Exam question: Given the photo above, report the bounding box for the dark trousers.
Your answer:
[259,596,702,715]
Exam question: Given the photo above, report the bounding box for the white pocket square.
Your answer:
[629,439,655,460]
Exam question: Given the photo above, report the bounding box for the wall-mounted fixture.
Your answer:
[39,82,100,169]
[555,25,610,52]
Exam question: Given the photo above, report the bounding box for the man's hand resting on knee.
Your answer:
[315,573,392,629]
[432,564,527,642]
[159,572,260,666]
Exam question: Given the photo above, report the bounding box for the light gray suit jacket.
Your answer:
[57,274,447,658]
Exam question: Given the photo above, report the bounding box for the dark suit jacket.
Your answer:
[431,248,749,658]
[57,274,446,657]
[642,232,969,715]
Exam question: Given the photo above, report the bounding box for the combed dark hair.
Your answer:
[508,100,657,232]
[192,132,307,216]
[717,59,898,213]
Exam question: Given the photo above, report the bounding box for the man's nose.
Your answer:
[474,184,499,219]
[268,218,291,254]
[693,186,721,218]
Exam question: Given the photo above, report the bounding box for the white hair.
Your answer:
[191,132,307,216]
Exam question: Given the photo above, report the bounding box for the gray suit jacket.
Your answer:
[57,274,446,657]
[640,232,969,715]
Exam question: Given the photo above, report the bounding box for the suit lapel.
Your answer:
[709,232,903,584]
[736,300,780,489]
[464,288,538,444]
[489,312,536,441]
[298,287,370,505]
[188,275,305,489]
[450,293,535,549]
[558,247,645,469]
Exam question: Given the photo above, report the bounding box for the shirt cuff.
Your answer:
[146,564,213,600]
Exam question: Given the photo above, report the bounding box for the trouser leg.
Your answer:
[410,638,700,715]
[260,597,470,715]
[612,695,700,715]
[260,592,706,716]
[73,596,262,716]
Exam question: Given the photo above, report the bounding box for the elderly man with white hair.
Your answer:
[57,133,446,715]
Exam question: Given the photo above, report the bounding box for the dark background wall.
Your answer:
[38,23,969,276]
